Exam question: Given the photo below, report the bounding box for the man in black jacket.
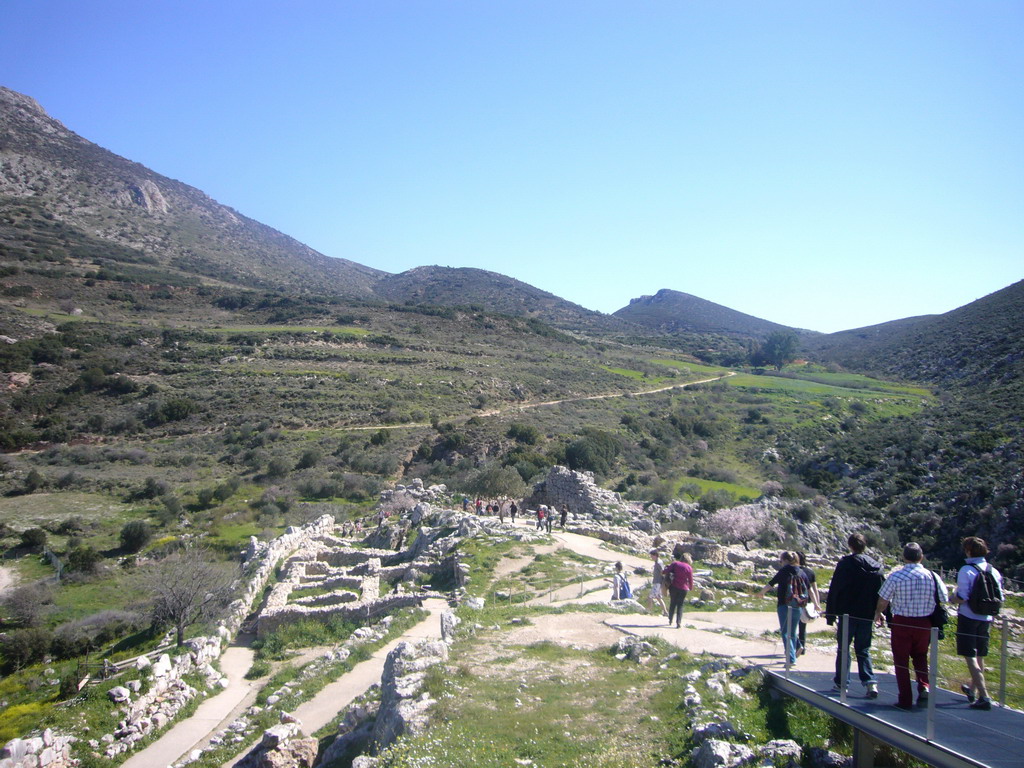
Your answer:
[826,533,884,697]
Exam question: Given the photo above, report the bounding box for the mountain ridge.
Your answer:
[0,85,385,296]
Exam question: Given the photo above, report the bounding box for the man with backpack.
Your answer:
[952,536,1004,711]
[825,533,884,698]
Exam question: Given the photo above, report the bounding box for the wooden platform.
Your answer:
[767,669,1024,768]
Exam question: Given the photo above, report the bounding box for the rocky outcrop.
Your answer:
[234,720,317,768]
[523,466,624,519]
[370,640,449,751]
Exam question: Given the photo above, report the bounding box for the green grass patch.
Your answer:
[601,366,657,381]
[211,522,285,547]
[675,476,760,501]
[651,359,733,377]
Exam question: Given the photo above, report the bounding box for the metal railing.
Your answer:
[784,610,1023,743]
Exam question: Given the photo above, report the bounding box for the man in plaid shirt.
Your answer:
[874,542,949,710]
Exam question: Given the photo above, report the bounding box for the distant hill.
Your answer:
[0,86,384,295]
[613,288,804,339]
[373,265,630,331]
[806,280,1024,395]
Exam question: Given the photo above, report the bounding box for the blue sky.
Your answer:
[2,1,1021,333]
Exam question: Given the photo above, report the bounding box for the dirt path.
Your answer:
[342,372,735,431]
[0,565,17,597]
[502,523,835,673]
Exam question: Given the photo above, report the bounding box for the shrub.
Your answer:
[266,457,291,479]
[19,527,47,549]
[792,502,815,523]
[565,429,620,476]
[0,628,53,672]
[507,423,540,445]
[1,582,54,627]
[698,489,736,512]
[120,520,153,553]
[66,545,102,574]
[466,464,527,498]
[295,447,323,470]
[23,470,45,493]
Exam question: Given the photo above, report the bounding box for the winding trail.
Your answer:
[343,371,735,431]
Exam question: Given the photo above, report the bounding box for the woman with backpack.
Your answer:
[757,551,808,666]
[662,551,694,628]
[795,551,822,656]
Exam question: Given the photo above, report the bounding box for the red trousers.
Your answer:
[890,615,932,707]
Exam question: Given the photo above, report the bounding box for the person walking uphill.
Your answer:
[795,552,822,657]
[609,561,633,600]
[874,542,949,711]
[952,536,1004,711]
[662,552,694,628]
[826,533,884,698]
[757,551,808,666]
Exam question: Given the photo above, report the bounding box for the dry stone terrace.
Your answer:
[255,526,455,637]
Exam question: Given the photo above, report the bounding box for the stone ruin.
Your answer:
[255,507,479,637]
[523,465,626,519]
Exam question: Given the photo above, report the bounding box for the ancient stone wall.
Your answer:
[523,465,623,518]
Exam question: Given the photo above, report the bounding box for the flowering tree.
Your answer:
[702,505,784,550]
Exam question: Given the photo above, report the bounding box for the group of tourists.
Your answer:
[463,497,571,531]
[760,534,1005,712]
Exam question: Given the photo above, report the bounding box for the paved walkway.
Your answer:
[118,599,448,768]
[121,642,257,768]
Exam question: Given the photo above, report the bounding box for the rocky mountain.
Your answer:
[613,288,805,339]
[0,86,385,296]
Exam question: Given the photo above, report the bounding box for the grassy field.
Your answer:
[674,475,761,502]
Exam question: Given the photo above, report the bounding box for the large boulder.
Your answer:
[692,739,756,768]
[523,466,623,518]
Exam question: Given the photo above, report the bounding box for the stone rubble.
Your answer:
[0,730,75,768]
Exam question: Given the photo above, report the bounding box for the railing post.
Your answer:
[784,605,795,679]
[999,616,1009,708]
[927,627,938,741]
[840,614,850,705]
[853,730,877,768]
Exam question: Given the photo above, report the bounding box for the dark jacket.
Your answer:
[826,552,884,621]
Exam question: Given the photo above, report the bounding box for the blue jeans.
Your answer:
[834,615,875,687]
[777,604,800,664]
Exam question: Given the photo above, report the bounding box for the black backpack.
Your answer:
[968,564,1003,616]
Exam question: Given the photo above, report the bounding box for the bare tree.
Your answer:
[143,545,236,646]
[2,581,54,627]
